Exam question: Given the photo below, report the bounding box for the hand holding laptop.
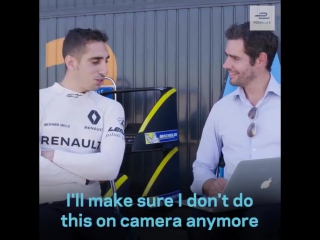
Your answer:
[202,178,228,197]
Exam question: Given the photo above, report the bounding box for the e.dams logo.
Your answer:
[46,38,117,86]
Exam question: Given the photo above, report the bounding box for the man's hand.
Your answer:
[202,178,228,197]
[41,150,55,162]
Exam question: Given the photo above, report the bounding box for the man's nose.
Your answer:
[99,63,108,76]
[222,57,231,69]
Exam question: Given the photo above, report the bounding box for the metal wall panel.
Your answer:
[40,0,165,11]
[39,0,280,9]
[39,0,281,196]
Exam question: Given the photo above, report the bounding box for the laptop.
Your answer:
[183,157,281,212]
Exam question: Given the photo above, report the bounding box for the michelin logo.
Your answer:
[145,129,178,144]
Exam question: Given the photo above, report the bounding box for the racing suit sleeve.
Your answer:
[52,101,125,181]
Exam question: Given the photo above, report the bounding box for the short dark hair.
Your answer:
[62,28,109,60]
[225,21,278,71]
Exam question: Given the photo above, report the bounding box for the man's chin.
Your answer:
[91,85,101,91]
[229,79,239,86]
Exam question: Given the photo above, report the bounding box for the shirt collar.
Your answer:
[51,82,91,98]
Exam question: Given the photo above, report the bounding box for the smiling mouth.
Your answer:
[229,72,238,78]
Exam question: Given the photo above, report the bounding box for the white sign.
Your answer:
[249,5,275,31]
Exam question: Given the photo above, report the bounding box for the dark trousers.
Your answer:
[186,203,281,240]
[39,199,127,240]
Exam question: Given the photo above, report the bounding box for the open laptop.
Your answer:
[182,157,281,212]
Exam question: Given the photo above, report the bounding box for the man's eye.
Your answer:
[92,61,99,64]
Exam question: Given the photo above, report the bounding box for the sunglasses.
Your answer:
[247,107,257,138]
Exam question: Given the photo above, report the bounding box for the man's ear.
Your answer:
[65,55,78,70]
[256,52,268,67]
